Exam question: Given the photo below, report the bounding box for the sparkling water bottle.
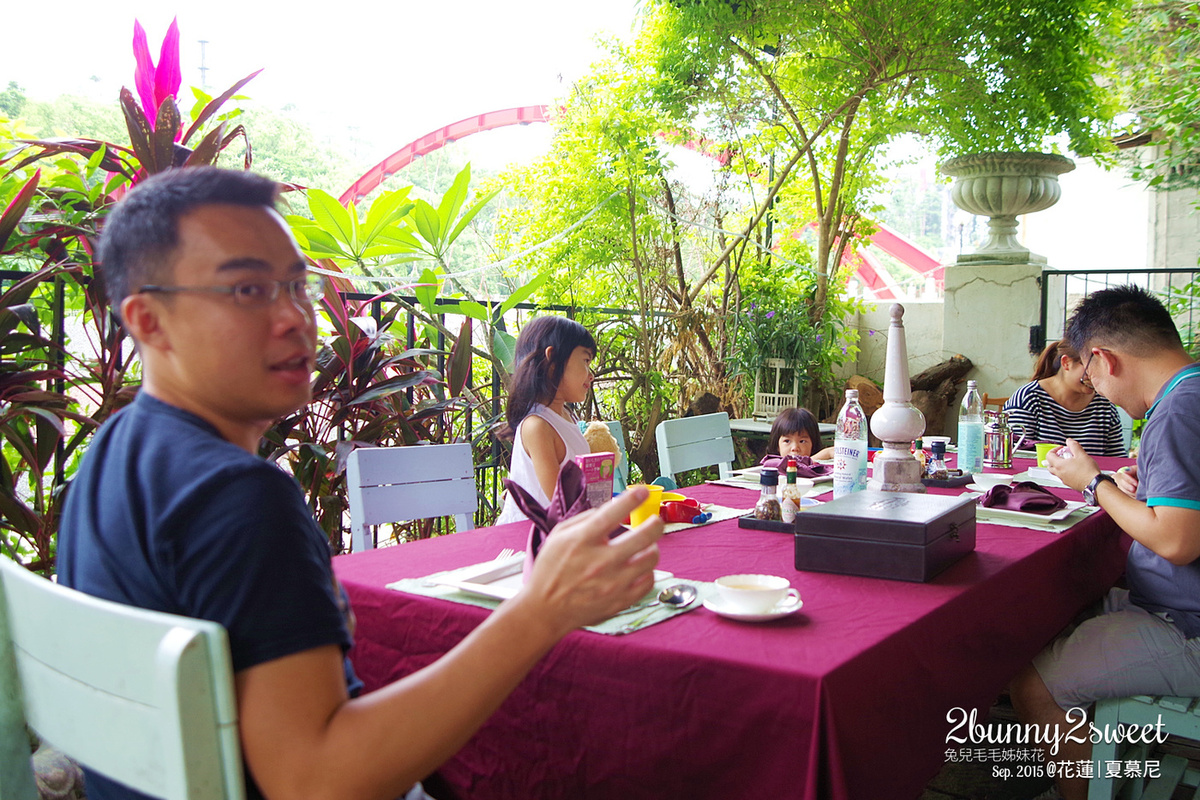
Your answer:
[958,380,985,475]
[833,389,869,498]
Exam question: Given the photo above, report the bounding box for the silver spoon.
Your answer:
[621,584,699,632]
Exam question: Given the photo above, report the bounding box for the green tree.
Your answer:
[1108,0,1200,188]
[650,0,1122,320]
[491,37,803,476]
[16,93,128,143]
[217,105,361,195]
[0,82,25,118]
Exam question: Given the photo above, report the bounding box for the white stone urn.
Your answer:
[941,152,1075,264]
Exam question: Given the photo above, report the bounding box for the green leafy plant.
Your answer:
[0,18,259,570]
[1108,0,1200,190]
[261,272,479,548]
[281,166,529,544]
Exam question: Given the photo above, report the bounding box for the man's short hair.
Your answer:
[1065,284,1183,356]
[97,167,280,318]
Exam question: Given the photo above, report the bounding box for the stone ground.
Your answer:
[920,698,1200,800]
[920,699,1057,800]
[922,755,1056,800]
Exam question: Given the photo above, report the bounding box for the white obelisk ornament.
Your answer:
[868,304,927,493]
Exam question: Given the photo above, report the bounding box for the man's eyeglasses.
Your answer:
[1080,348,1104,388]
[139,274,325,308]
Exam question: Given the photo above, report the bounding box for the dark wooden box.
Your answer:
[794,490,976,582]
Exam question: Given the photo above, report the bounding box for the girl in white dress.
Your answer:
[497,316,597,524]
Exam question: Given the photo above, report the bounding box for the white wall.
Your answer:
[1021,158,1150,272]
[850,300,946,382]
[1149,184,1200,270]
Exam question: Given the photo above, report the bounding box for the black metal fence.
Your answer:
[1035,268,1200,354]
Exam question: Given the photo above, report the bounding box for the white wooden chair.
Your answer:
[1089,694,1200,800]
[0,555,243,800]
[655,412,736,485]
[347,443,477,552]
[752,358,800,420]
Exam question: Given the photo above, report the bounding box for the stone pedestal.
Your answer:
[938,153,1071,422]
[941,261,1044,425]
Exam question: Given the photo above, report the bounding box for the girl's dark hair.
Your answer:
[1031,340,1081,381]
[502,316,597,436]
[767,408,822,455]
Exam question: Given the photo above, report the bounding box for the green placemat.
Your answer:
[663,503,751,534]
[389,566,715,635]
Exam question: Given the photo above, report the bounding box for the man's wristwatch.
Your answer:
[1083,473,1116,506]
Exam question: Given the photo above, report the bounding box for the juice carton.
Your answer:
[574,452,616,509]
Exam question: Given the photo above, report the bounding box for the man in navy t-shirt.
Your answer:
[57,167,663,800]
[1009,285,1200,800]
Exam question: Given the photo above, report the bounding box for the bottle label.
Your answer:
[781,497,799,524]
[833,440,868,498]
[958,420,985,474]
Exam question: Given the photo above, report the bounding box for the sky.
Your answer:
[1,0,1150,274]
[0,0,642,166]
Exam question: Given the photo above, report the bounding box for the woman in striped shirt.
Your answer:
[1002,339,1127,456]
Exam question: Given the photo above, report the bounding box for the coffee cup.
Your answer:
[715,574,799,614]
[628,485,664,526]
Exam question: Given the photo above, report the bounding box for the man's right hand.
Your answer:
[237,487,663,800]
[1046,438,1100,492]
[518,488,664,638]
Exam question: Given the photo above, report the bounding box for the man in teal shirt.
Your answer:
[1011,284,1200,800]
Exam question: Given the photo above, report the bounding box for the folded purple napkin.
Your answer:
[504,460,592,581]
[759,454,833,478]
[980,481,1068,514]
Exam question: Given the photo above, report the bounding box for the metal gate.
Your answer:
[1036,268,1200,354]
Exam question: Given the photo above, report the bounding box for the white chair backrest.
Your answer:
[598,421,630,493]
[1117,406,1134,454]
[655,412,736,483]
[0,556,243,800]
[347,443,478,552]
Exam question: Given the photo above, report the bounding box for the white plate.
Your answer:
[966,473,1020,492]
[432,555,673,601]
[976,499,1087,523]
[430,554,525,600]
[703,595,804,622]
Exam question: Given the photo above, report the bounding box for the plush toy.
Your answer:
[582,421,622,468]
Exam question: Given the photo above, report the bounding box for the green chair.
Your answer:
[0,556,244,800]
[655,412,736,486]
[651,476,678,491]
[1088,694,1200,800]
[599,421,630,493]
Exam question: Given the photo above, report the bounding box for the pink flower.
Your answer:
[132,18,182,132]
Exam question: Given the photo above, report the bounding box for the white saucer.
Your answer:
[703,595,804,622]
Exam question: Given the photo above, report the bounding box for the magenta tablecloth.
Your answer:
[333,460,1130,800]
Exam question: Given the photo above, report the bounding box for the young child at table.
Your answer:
[764,407,834,466]
[497,315,597,524]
